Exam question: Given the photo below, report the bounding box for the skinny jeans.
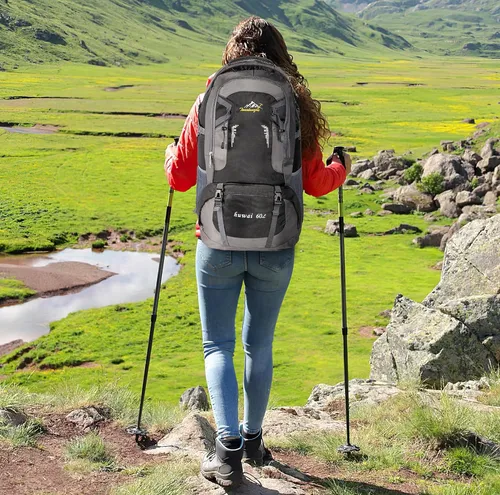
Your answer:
[195,240,294,439]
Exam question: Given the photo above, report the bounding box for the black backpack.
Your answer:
[196,56,303,251]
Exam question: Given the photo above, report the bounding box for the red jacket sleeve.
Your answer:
[302,143,346,197]
[164,94,202,192]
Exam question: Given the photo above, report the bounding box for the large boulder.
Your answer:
[462,149,482,166]
[426,215,500,305]
[480,137,499,161]
[371,215,500,386]
[306,380,401,412]
[370,296,494,386]
[477,156,500,174]
[350,159,374,177]
[421,153,471,191]
[435,190,461,218]
[373,150,406,173]
[393,184,436,212]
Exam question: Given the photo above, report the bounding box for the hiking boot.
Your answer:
[200,436,243,488]
[241,426,270,466]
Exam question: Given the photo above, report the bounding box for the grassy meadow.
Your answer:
[1,51,499,407]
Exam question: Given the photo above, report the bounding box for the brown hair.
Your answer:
[222,16,330,153]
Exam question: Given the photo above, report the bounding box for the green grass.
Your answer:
[0,417,45,447]
[0,278,36,303]
[110,462,198,495]
[65,431,116,472]
[268,391,500,494]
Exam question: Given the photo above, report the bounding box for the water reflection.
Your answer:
[0,248,180,345]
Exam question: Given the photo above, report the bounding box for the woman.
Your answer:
[165,16,351,488]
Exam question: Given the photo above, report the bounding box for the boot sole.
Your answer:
[201,469,243,488]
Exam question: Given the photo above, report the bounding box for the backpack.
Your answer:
[196,56,303,251]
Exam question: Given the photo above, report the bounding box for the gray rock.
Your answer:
[455,191,482,208]
[483,191,497,206]
[480,137,499,161]
[146,413,213,457]
[381,203,413,214]
[358,168,378,180]
[350,211,363,218]
[350,159,373,177]
[370,296,494,386]
[359,183,375,191]
[413,226,450,248]
[493,166,500,186]
[421,153,470,191]
[425,215,500,306]
[262,407,344,437]
[483,336,500,362]
[325,220,358,237]
[462,149,482,166]
[345,178,359,186]
[66,406,107,429]
[364,208,374,216]
[459,205,497,221]
[472,183,492,198]
[461,118,475,124]
[436,190,461,218]
[384,224,422,235]
[0,408,28,426]
[477,156,500,174]
[179,386,210,412]
[305,380,401,411]
[437,295,500,342]
[393,184,436,212]
[373,150,406,172]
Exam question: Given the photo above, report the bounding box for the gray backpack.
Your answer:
[196,57,303,251]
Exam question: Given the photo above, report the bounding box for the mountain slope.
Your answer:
[0,0,412,69]
[323,0,500,57]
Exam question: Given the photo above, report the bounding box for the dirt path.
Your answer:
[0,261,115,300]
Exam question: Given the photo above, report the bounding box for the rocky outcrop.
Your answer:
[393,184,436,212]
[421,153,472,192]
[370,215,500,386]
[306,380,401,411]
[179,386,210,412]
[325,220,358,237]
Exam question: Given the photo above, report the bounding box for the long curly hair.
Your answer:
[222,16,330,153]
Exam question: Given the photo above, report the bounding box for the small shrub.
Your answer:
[445,447,499,477]
[404,162,423,184]
[402,155,417,168]
[119,234,129,242]
[65,432,115,469]
[92,239,106,249]
[470,177,479,189]
[0,418,45,447]
[418,173,445,195]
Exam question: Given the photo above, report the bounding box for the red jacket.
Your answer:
[165,90,346,197]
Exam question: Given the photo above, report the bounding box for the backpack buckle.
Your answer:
[274,190,283,205]
[214,185,224,207]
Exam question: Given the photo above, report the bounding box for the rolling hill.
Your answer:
[0,0,414,69]
[323,0,500,57]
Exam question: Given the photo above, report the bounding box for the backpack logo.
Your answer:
[239,101,263,112]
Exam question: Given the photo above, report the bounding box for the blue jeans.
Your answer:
[196,240,294,439]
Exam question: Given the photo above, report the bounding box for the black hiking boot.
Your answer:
[241,427,271,466]
[200,436,243,488]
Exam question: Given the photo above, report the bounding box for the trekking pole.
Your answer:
[127,144,176,449]
[333,146,360,455]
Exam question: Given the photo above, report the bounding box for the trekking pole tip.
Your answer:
[337,444,361,455]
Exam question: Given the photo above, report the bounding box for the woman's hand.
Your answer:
[342,152,352,176]
[165,142,177,161]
